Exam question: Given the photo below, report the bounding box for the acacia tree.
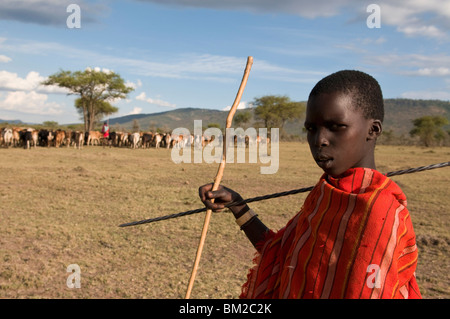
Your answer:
[253,95,305,133]
[234,110,252,129]
[75,97,118,130]
[410,115,449,147]
[42,68,134,131]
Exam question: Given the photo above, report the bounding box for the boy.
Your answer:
[199,70,421,299]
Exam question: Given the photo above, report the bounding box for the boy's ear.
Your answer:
[367,120,382,140]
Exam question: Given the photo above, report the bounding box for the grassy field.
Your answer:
[0,142,449,299]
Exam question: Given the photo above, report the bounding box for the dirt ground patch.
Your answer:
[0,143,448,298]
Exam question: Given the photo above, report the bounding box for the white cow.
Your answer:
[130,132,140,149]
[2,128,13,148]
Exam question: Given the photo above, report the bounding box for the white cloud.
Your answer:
[397,25,446,39]
[125,79,142,90]
[379,1,450,39]
[0,90,63,115]
[85,66,114,74]
[364,53,450,78]
[136,92,146,100]
[127,107,143,115]
[401,90,450,100]
[136,92,176,108]
[409,67,450,77]
[0,70,68,93]
[0,70,43,91]
[0,70,67,118]
[223,101,248,111]
[0,55,11,63]
[38,83,71,94]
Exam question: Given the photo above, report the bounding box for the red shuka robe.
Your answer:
[240,167,421,299]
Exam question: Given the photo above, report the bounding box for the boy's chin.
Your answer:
[319,164,350,178]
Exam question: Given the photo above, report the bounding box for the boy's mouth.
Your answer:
[315,156,334,169]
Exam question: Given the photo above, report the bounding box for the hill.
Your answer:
[0,119,24,125]
[2,99,449,137]
[108,108,227,132]
[107,99,450,136]
[383,99,450,135]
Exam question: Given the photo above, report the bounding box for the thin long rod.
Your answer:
[119,161,449,228]
[184,56,253,299]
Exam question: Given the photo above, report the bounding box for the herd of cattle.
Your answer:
[1,126,273,150]
[0,127,218,150]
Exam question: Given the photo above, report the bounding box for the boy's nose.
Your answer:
[315,128,329,147]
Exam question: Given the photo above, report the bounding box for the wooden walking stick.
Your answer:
[185,56,253,299]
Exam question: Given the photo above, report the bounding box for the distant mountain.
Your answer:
[0,119,24,125]
[107,99,450,136]
[382,99,450,135]
[3,99,449,136]
[108,107,230,132]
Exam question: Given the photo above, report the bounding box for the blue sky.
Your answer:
[0,0,449,124]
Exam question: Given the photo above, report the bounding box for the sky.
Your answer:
[0,0,449,125]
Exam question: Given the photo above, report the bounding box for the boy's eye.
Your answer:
[329,123,346,131]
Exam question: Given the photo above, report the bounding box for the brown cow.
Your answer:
[65,130,72,147]
[12,128,21,147]
[119,132,129,147]
[31,129,38,148]
[87,131,102,146]
[54,130,66,148]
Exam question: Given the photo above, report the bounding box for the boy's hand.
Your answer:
[199,183,268,247]
[198,184,248,216]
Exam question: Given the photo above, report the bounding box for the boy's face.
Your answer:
[304,92,381,177]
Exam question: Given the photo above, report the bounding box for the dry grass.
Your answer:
[0,143,448,299]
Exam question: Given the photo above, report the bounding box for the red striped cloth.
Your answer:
[240,167,421,299]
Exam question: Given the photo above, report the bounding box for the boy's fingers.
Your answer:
[198,183,214,201]
[206,188,229,201]
[199,184,240,213]
[204,201,225,212]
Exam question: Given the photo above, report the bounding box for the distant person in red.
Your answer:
[101,121,109,147]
